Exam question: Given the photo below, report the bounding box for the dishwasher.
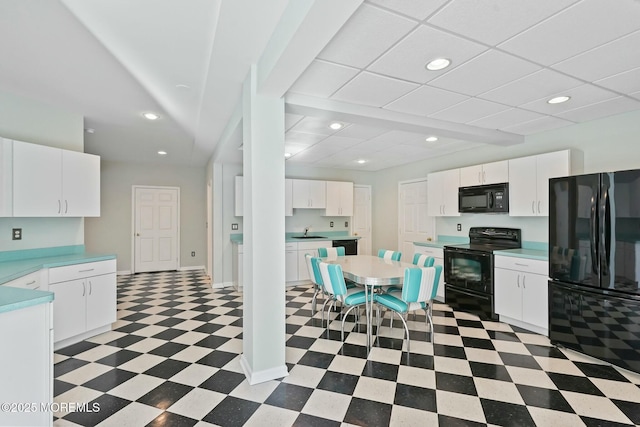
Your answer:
[332,239,358,255]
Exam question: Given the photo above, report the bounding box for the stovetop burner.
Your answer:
[445,227,522,253]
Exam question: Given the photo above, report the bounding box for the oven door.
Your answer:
[444,247,493,294]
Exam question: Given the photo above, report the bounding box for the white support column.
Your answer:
[239,64,288,384]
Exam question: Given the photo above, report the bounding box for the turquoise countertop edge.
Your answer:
[0,286,54,314]
[0,246,117,285]
[494,248,548,260]
[414,235,469,248]
[231,232,361,244]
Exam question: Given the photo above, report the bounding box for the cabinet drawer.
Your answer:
[494,256,547,275]
[49,259,116,284]
[414,245,443,258]
[3,271,42,290]
[285,243,298,250]
[298,241,331,250]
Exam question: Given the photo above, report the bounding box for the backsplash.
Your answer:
[439,214,548,244]
[285,209,351,234]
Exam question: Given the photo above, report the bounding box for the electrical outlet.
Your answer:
[231,223,238,230]
[191,251,195,257]
[344,221,349,227]
[457,224,462,231]
[330,221,334,227]
[12,228,22,240]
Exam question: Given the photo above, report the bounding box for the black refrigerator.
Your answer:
[549,170,640,374]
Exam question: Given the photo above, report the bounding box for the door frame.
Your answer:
[397,177,434,254]
[131,185,181,274]
[353,184,372,255]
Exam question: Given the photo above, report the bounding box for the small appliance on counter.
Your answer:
[549,170,640,374]
[444,227,521,320]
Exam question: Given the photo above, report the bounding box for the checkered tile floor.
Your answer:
[52,270,640,426]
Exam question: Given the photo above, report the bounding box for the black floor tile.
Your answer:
[317,370,359,395]
[499,352,541,370]
[114,322,148,334]
[292,413,341,427]
[297,351,335,369]
[400,352,434,369]
[547,372,604,395]
[143,359,190,379]
[193,335,230,349]
[196,350,237,368]
[612,399,640,425]
[63,394,130,426]
[193,323,225,334]
[264,382,314,411]
[53,379,76,397]
[201,396,261,427]
[156,317,186,328]
[338,343,369,359]
[574,361,631,382]
[481,398,537,427]
[82,368,137,392]
[343,397,392,426]
[436,372,477,396]
[54,358,89,377]
[287,335,317,349]
[516,384,574,412]
[469,361,513,382]
[199,370,246,394]
[438,414,486,426]
[462,337,495,350]
[105,334,146,348]
[146,411,198,427]
[151,328,187,341]
[137,381,193,410]
[95,349,143,367]
[149,342,189,357]
[434,343,467,359]
[361,360,399,382]
[394,383,437,411]
[55,341,99,357]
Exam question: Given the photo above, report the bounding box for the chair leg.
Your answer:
[321,298,331,329]
[341,305,359,342]
[395,311,411,352]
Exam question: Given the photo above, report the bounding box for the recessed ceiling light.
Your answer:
[547,95,571,104]
[425,58,451,71]
[284,152,292,158]
[329,122,343,130]
[357,159,366,164]
[425,136,438,142]
[157,150,167,156]
[143,112,160,120]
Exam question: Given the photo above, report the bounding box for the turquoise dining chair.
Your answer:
[317,260,369,340]
[318,246,345,258]
[378,249,401,261]
[374,265,442,351]
[304,253,325,318]
[412,253,435,267]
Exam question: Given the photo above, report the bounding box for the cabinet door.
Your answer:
[235,176,243,216]
[427,172,443,216]
[521,272,548,328]
[508,155,537,216]
[308,180,326,208]
[339,181,354,216]
[85,273,117,332]
[285,179,293,216]
[12,140,62,217]
[325,181,342,216]
[482,160,509,185]
[441,168,460,217]
[49,279,86,342]
[285,250,298,282]
[494,268,522,320]
[536,150,570,216]
[292,179,310,208]
[63,150,101,217]
[460,165,483,187]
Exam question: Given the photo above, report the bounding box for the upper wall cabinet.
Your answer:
[427,169,460,217]
[325,181,353,216]
[235,176,293,217]
[509,150,571,217]
[8,140,100,217]
[292,179,326,209]
[459,160,509,187]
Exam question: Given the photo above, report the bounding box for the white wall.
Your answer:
[85,160,207,273]
[0,90,85,252]
[372,109,640,252]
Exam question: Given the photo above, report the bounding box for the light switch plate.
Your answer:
[231,223,238,230]
[12,228,22,240]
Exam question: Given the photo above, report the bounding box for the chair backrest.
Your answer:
[318,261,347,297]
[412,253,435,267]
[305,254,324,287]
[318,247,345,258]
[402,265,442,303]
[378,249,401,261]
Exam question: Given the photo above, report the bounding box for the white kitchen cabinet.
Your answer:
[12,140,100,217]
[285,243,298,282]
[296,240,332,282]
[292,179,326,209]
[0,301,53,427]
[494,256,548,335]
[2,270,44,290]
[232,243,243,290]
[325,181,354,216]
[509,150,570,217]
[235,176,293,216]
[459,160,509,187]
[413,244,445,301]
[427,169,460,217]
[48,259,117,348]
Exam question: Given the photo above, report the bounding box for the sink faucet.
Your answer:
[304,226,310,237]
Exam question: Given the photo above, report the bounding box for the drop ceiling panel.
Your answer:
[334,123,389,139]
[499,1,640,66]
[429,98,511,123]
[428,0,580,46]
[429,50,540,96]
[289,60,360,98]
[316,3,417,69]
[317,135,364,149]
[552,30,640,82]
[502,115,574,135]
[285,131,328,145]
[384,85,468,116]
[331,71,419,107]
[596,67,640,94]
[479,69,583,106]
[468,108,546,131]
[288,116,345,135]
[366,0,450,21]
[520,84,619,115]
[367,25,487,84]
[285,114,304,130]
[557,96,640,122]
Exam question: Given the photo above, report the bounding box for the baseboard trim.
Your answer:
[178,265,205,272]
[240,354,289,385]
[117,270,132,276]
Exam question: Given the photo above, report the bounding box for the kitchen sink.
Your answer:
[292,236,327,239]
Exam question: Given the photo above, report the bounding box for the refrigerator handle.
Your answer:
[590,190,599,276]
[601,184,611,276]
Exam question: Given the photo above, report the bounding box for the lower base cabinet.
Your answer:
[48,259,116,348]
[494,256,548,334]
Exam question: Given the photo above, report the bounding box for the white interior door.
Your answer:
[399,180,435,260]
[133,186,180,273]
[353,185,372,255]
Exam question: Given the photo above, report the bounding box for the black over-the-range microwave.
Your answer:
[458,182,509,213]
